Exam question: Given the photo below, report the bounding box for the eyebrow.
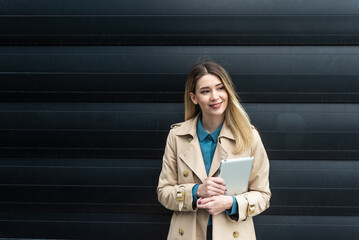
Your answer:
[199,83,224,90]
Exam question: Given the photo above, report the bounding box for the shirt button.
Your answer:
[233,231,239,238]
[183,171,189,177]
[179,228,184,235]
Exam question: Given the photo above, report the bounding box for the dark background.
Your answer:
[0,1,358,239]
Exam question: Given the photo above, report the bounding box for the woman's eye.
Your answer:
[200,90,209,94]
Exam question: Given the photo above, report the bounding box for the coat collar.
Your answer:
[173,114,199,138]
[218,119,235,142]
[175,114,235,183]
[174,114,235,141]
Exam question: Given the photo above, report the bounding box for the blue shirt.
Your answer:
[192,118,238,224]
[197,118,222,175]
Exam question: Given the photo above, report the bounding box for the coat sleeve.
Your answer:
[157,130,197,212]
[231,128,271,221]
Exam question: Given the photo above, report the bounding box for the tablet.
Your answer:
[219,156,254,196]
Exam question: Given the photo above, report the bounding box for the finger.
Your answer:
[208,185,227,195]
[208,189,226,197]
[209,177,226,186]
[198,196,215,205]
[197,200,208,207]
[207,183,227,194]
[201,201,213,211]
[201,185,225,197]
[197,202,209,210]
[207,180,226,189]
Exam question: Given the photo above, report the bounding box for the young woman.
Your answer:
[157,61,271,240]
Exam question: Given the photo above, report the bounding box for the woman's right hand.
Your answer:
[196,177,227,198]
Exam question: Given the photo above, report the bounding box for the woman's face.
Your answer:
[189,74,228,121]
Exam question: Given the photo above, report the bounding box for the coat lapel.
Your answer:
[209,142,228,177]
[176,115,208,183]
[209,120,234,177]
[179,137,208,183]
[175,115,235,182]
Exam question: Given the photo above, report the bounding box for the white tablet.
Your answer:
[219,156,254,196]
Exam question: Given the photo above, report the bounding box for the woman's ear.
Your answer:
[189,92,198,105]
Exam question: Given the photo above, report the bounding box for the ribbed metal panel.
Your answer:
[0,46,358,103]
[0,1,358,239]
[1,0,359,45]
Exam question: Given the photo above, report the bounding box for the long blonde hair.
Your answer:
[184,61,253,153]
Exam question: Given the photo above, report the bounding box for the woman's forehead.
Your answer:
[196,74,222,88]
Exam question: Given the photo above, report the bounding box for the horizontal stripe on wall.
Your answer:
[255,215,359,240]
[1,74,358,103]
[1,0,359,45]
[0,103,357,159]
[0,159,356,189]
[1,0,359,15]
[1,46,359,103]
[0,187,357,216]
[0,130,359,155]
[0,213,357,240]
[0,157,357,216]
[3,46,359,74]
[1,103,357,132]
[2,16,359,35]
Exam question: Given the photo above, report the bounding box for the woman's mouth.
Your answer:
[210,102,222,109]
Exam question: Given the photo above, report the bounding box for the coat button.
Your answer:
[183,171,189,177]
[179,228,184,235]
[233,231,239,238]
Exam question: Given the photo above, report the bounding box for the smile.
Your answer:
[210,102,223,109]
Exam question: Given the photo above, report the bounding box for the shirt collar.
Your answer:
[197,116,223,143]
[173,114,236,142]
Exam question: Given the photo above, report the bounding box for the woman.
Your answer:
[157,61,271,240]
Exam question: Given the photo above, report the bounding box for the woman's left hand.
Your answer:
[197,195,233,215]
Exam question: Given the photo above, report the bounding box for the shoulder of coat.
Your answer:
[250,125,260,137]
[170,123,182,129]
[169,116,197,136]
[250,125,262,142]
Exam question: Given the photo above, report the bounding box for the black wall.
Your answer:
[0,1,358,239]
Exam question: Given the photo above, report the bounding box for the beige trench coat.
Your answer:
[157,115,271,240]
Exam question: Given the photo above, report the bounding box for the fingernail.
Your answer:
[198,201,202,204]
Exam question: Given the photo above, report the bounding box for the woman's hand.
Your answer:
[197,195,233,215]
[196,177,227,198]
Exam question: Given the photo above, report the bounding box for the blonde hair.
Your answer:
[184,61,253,153]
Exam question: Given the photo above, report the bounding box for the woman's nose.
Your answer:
[211,90,219,100]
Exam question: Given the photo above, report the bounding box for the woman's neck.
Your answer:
[201,115,224,133]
